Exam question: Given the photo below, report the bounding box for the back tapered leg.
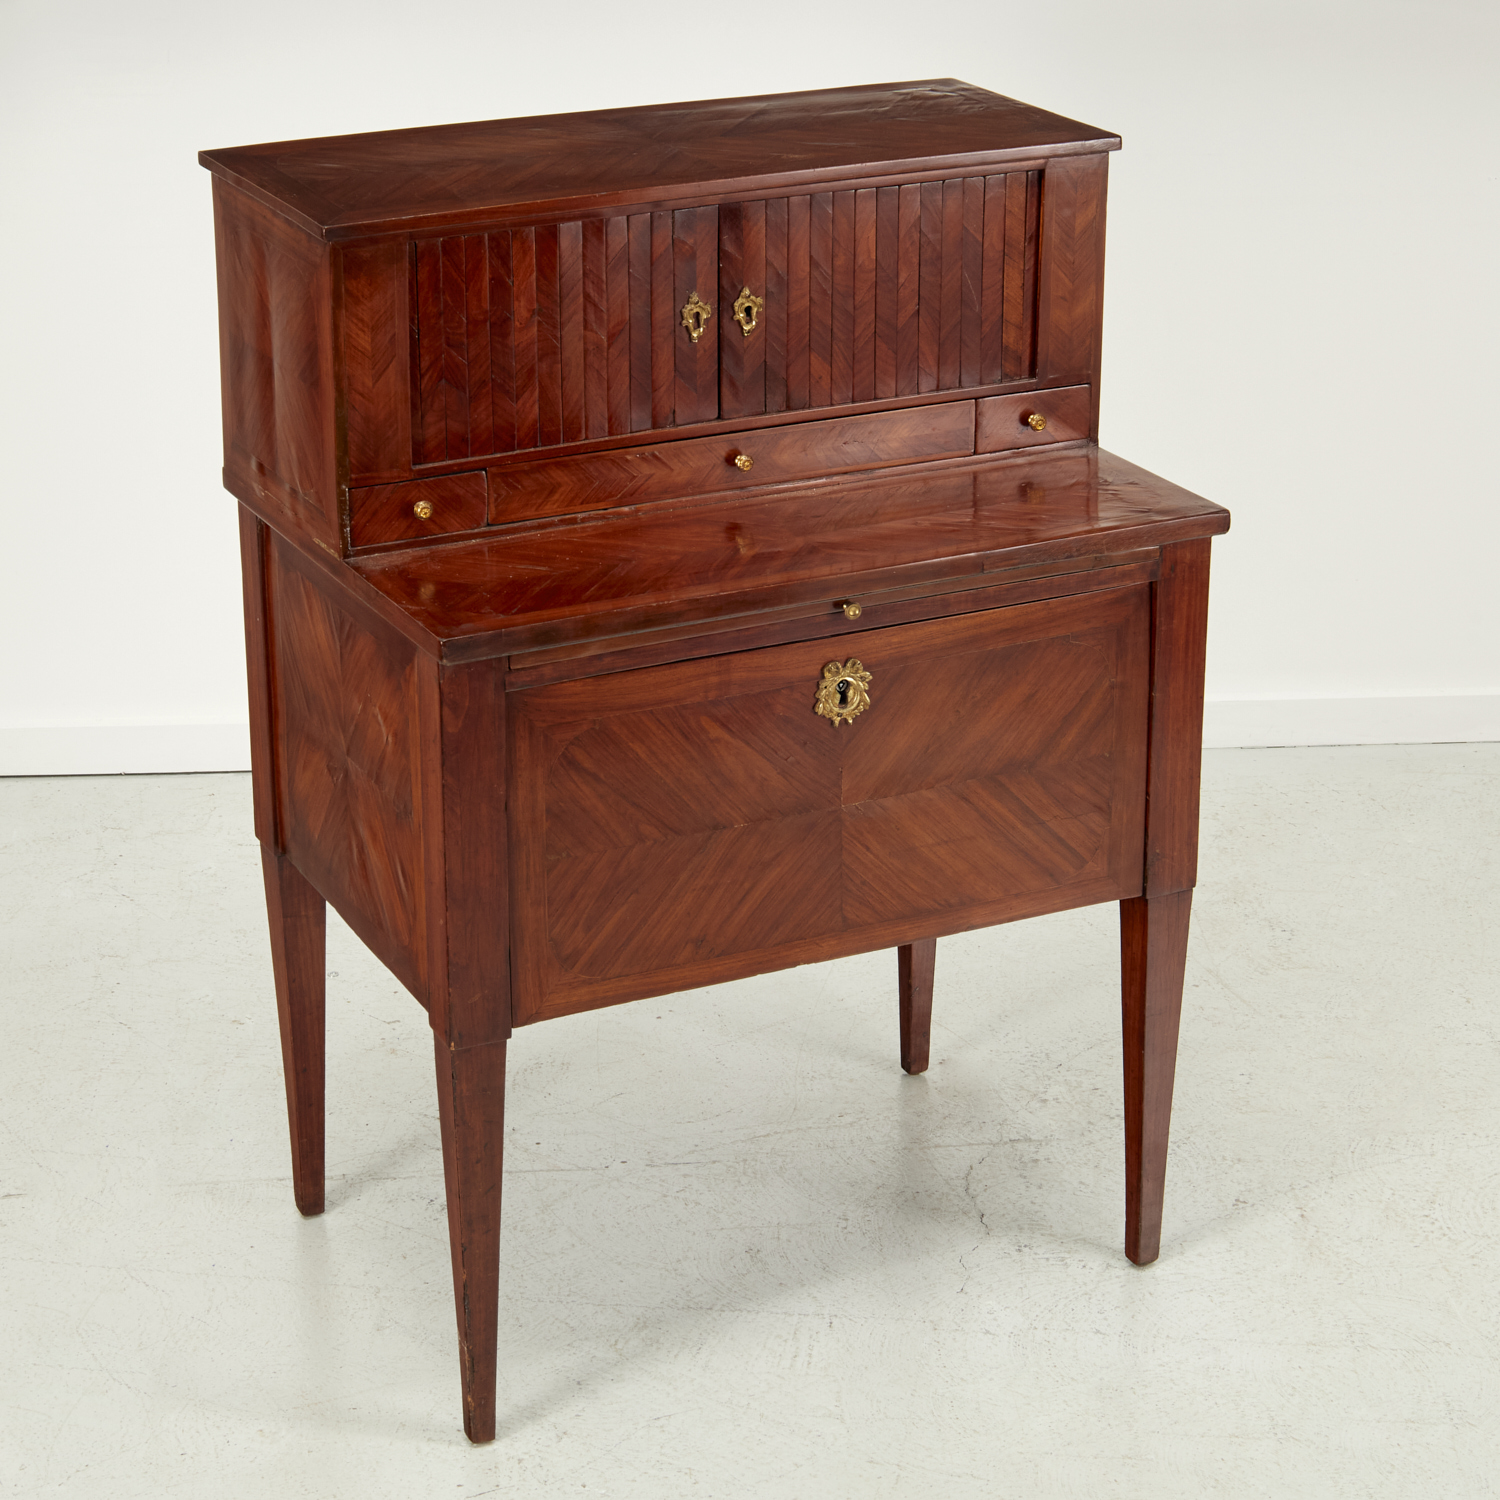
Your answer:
[261,847,326,1217]
[898,939,936,1075]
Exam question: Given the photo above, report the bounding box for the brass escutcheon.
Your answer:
[1025,412,1048,431]
[814,659,873,728]
[732,286,764,337]
[681,291,712,343]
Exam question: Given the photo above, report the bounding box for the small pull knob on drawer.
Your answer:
[413,499,435,519]
[841,600,862,620]
[733,453,754,471]
[1025,412,1048,432]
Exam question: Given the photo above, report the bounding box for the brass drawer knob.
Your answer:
[814,659,873,728]
[733,453,754,471]
[1025,412,1048,432]
[413,499,434,519]
[841,600,862,619]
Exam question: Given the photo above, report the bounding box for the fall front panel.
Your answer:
[508,585,1146,1024]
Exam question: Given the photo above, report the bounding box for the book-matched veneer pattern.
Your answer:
[509,589,1149,1023]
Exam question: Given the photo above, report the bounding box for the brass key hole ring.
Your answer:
[681,291,712,343]
[733,286,764,337]
[814,658,873,728]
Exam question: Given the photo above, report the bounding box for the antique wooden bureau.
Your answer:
[201,80,1229,1442]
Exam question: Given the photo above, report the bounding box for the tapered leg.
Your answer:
[435,1035,507,1444]
[1120,889,1193,1265]
[261,847,326,1217]
[898,938,936,1075]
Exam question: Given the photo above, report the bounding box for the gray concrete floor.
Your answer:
[1,745,1497,1497]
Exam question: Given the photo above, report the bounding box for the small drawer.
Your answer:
[349,471,487,548]
[976,385,1090,454]
[488,403,976,526]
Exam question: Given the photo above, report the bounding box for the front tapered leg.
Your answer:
[898,938,936,1075]
[435,1036,507,1444]
[261,847,326,1216]
[1120,890,1192,1265]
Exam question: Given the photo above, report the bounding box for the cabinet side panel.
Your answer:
[1036,153,1108,405]
[213,180,339,550]
[267,533,429,999]
[341,239,412,484]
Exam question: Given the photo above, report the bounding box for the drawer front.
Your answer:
[488,403,975,525]
[976,384,1090,453]
[349,471,487,547]
[510,586,1149,1024]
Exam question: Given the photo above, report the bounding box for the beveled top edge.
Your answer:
[199,79,1120,241]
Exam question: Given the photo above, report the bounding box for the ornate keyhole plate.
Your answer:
[680,291,712,343]
[814,658,873,728]
[732,286,764,337]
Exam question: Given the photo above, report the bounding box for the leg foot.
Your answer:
[261,848,325,1216]
[435,1035,506,1444]
[1120,889,1192,1265]
[898,938,936,1075]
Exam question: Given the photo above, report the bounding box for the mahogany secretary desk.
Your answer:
[201,80,1229,1442]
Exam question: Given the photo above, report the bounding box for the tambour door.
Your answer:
[717,172,1040,420]
[409,206,721,464]
[404,172,1044,465]
[508,584,1149,1025]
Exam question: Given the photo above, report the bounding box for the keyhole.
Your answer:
[690,312,702,334]
[837,679,851,707]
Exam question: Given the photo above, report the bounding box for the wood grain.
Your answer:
[1036,154,1107,391]
[238,506,278,848]
[268,535,429,999]
[898,938,935,1075]
[975,384,1090,454]
[340,238,411,483]
[349,470,487,548]
[1120,888,1192,1265]
[434,1036,507,1443]
[509,588,1148,1022]
[1144,538,1212,896]
[358,447,1226,659]
[487,402,974,525]
[212,179,339,551]
[262,848,327,1215]
[201,81,1118,240]
[673,206,719,425]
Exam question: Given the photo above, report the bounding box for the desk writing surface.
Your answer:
[350,448,1228,655]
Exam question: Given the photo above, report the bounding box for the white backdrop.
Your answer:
[2,0,1496,773]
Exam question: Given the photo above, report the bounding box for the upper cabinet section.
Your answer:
[205,83,1115,554]
[199,80,1117,240]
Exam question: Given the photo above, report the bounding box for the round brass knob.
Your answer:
[413,499,434,520]
[733,454,754,471]
[841,600,862,620]
[1025,412,1047,432]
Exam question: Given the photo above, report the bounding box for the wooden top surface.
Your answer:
[198,80,1118,240]
[347,447,1227,661]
